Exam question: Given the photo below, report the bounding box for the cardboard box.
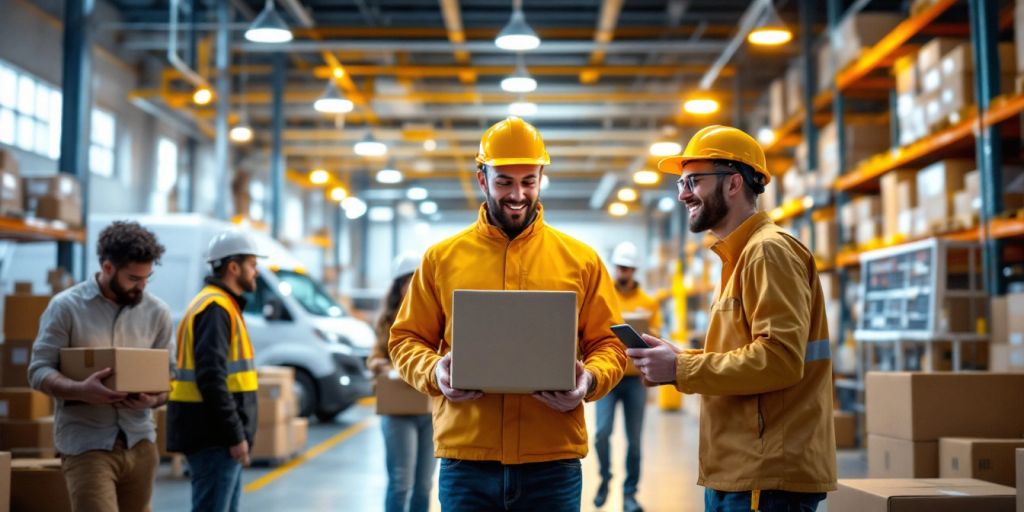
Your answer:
[46,269,74,295]
[818,121,890,181]
[916,160,976,228]
[938,71,1014,124]
[10,458,71,512]
[818,41,834,91]
[35,196,81,228]
[1,340,33,387]
[450,290,577,393]
[252,421,290,459]
[0,388,51,420]
[258,397,290,425]
[865,372,1024,441]
[856,220,883,247]
[918,38,968,88]
[881,170,918,240]
[21,175,80,202]
[1016,448,1023,512]
[375,372,431,416]
[829,478,1017,512]
[3,293,51,342]
[784,63,804,116]
[0,169,22,217]
[868,434,938,478]
[835,410,856,449]
[0,149,17,173]
[814,221,838,260]
[941,42,1015,77]
[257,366,296,404]
[989,343,1024,372]
[769,77,787,128]
[0,417,54,454]
[59,348,170,393]
[0,452,9,512]
[290,417,308,453]
[835,12,903,71]
[938,438,1024,486]
[622,312,652,336]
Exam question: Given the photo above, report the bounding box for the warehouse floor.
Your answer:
[151,398,867,511]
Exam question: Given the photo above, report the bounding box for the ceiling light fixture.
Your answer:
[633,170,660,185]
[192,87,213,105]
[748,2,793,46]
[342,196,367,219]
[649,140,682,157]
[376,167,403,184]
[509,98,538,117]
[501,54,537,93]
[683,96,720,115]
[423,139,437,152]
[354,132,387,157]
[229,124,253,143]
[313,79,353,114]
[244,0,293,44]
[617,188,638,202]
[329,186,348,202]
[406,187,428,201]
[419,201,438,215]
[756,126,775,145]
[494,2,540,51]
[608,202,629,217]
[309,169,329,185]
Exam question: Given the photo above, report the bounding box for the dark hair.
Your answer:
[710,159,764,204]
[374,273,413,343]
[211,255,247,279]
[96,221,165,267]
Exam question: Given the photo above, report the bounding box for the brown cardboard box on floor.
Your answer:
[3,292,51,342]
[0,451,9,512]
[0,388,52,420]
[252,421,290,459]
[938,438,1024,486]
[865,372,1024,441]
[59,348,170,393]
[375,372,431,416]
[290,417,308,453]
[451,290,577,393]
[828,478,1016,512]
[0,417,53,455]
[867,434,938,478]
[1,340,34,387]
[11,458,71,512]
[835,410,857,449]
[1016,448,1023,512]
[258,397,290,425]
[257,366,296,404]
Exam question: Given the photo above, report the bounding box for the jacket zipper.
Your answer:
[502,239,511,290]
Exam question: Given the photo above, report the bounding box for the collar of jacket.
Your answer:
[710,211,773,265]
[474,202,547,242]
[203,276,249,310]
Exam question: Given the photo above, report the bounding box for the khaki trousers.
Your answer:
[61,438,159,512]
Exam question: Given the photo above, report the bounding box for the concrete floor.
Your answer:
[151,395,867,511]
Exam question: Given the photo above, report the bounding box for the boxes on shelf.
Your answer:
[10,458,71,512]
[813,220,838,261]
[918,38,968,93]
[894,54,919,96]
[0,167,22,218]
[818,41,834,91]
[0,389,52,420]
[3,284,52,342]
[834,11,903,71]
[835,410,856,449]
[782,168,806,203]
[784,62,803,116]
[990,343,1024,372]
[828,478,1017,512]
[867,434,938,478]
[938,438,1024,486]
[0,451,8,512]
[0,417,54,457]
[59,348,170,393]
[880,169,918,240]
[818,121,889,182]
[1017,449,1023,512]
[1,339,33,387]
[769,77,786,129]
[916,159,975,231]
[21,174,82,228]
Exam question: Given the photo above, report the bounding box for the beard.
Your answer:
[110,272,144,307]
[484,190,539,239]
[237,273,257,293]
[687,179,730,233]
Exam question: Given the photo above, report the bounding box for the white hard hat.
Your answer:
[207,230,266,263]
[391,251,421,280]
[611,242,639,268]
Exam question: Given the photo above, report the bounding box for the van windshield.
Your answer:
[273,270,347,318]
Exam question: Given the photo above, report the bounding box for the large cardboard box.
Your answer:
[0,417,53,455]
[835,410,857,449]
[35,196,82,228]
[865,372,1024,441]
[59,348,170,393]
[868,434,938,478]
[938,438,1024,486]
[0,452,9,512]
[918,38,968,91]
[290,417,308,453]
[818,121,890,181]
[881,170,918,240]
[938,71,1015,124]
[0,388,51,420]
[835,12,903,71]
[829,478,1016,512]
[941,42,1015,77]
[769,78,786,128]
[257,366,296,403]
[3,293,51,342]
[1016,448,1023,512]
[0,169,22,217]
[10,458,71,512]
[1,339,33,387]
[784,63,803,116]
[916,160,976,229]
[252,421,290,459]
[0,149,17,174]
[258,397,290,425]
[818,42,834,91]
[990,343,1024,372]
[451,291,577,393]
[375,372,431,416]
[21,175,80,204]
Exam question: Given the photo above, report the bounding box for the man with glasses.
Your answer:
[29,220,173,512]
[626,125,837,511]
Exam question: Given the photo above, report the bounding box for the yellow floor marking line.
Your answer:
[244,416,376,493]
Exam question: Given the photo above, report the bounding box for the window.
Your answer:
[0,60,61,159]
[152,137,178,213]
[89,108,116,177]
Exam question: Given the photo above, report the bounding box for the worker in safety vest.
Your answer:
[167,230,264,512]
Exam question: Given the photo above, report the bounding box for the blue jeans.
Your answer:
[704,489,826,512]
[381,414,436,512]
[185,446,243,512]
[438,458,582,511]
[595,375,646,496]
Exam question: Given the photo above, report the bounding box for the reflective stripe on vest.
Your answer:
[169,286,258,402]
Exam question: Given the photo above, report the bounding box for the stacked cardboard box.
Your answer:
[840,196,883,247]
[0,149,22,218]
[1016,448,1023,512]
[0,452,9,512]
[916,159,975,233]
[833,11,903,72]
[880,169,918,241]
[828,478,1017,511]
[818,121,889,184]
[938,438,1024,486]
[988,293,1024,372]
[938,43,1015,125]
[10,458,71,512]
[769,78,787,129]
[812,220,838,262]
[784,62,803,117]
[834,410,857,449]
[865,372,1024,478]
[253,366,305,460]
[22,174,82,228]
[0,417,54,458]
[2,282,51,389]
[894,55,927,146]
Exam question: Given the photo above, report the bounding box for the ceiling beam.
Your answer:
[580,0,624,84]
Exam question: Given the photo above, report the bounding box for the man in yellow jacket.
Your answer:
[389,116,626,511]
[627,125,837,511]
[594,241,660,512]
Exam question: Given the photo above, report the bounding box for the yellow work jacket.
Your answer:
[389,203,626,464]
[169,285,258,402]
[675,212,837,493]
[616,284,662,376]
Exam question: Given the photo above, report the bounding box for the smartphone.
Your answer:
[611,324,649,350]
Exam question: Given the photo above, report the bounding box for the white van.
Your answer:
[2,214,375,422]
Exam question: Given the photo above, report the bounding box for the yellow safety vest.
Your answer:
[169,285,258,402]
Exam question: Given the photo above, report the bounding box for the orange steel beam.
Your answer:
[439,0,476,84]
[291,25,740,40]
[312,63,732,78]
[581,0,624,85]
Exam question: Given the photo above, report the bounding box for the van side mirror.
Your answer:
[263,297,287,321]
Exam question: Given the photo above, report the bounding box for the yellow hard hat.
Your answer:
[476,116,550,167]
[656,125,771,185]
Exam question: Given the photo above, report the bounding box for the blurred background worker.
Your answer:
[594,241,662,512]
[168,230,264,512]
[367,252,435,512]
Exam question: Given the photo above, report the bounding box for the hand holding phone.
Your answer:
[611,324,649,350]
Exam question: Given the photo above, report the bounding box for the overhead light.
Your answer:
[633,170,660,185]
[658,196,676,212]
[683,96,720,115]
[501,55,537,93]
[406,187,428,201]
[313,80,353,114]
[413,160,433,173]
[354,132,387,157]
[617,188,638,202]
[509,100,537,117]
[419,201,438,215]
[342,196,367,219]
[229,124,253,143]
[245,0,293,43]
[423,139,437,152]
[494,9,540,51]
[309,169,329,185]
[748,3,792,46]
[608,202,629,217]
[369,206,395,222]
[649,140,682,157]
[329,186,348,202]
[756,126,776,145]
[397,201,417,218]
[541,175,550,190]
[376,167,403,184]
[192,87,213,106]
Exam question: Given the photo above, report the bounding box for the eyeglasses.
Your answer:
[676,172,737,194]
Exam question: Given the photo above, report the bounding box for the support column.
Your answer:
[270,53,286,239]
